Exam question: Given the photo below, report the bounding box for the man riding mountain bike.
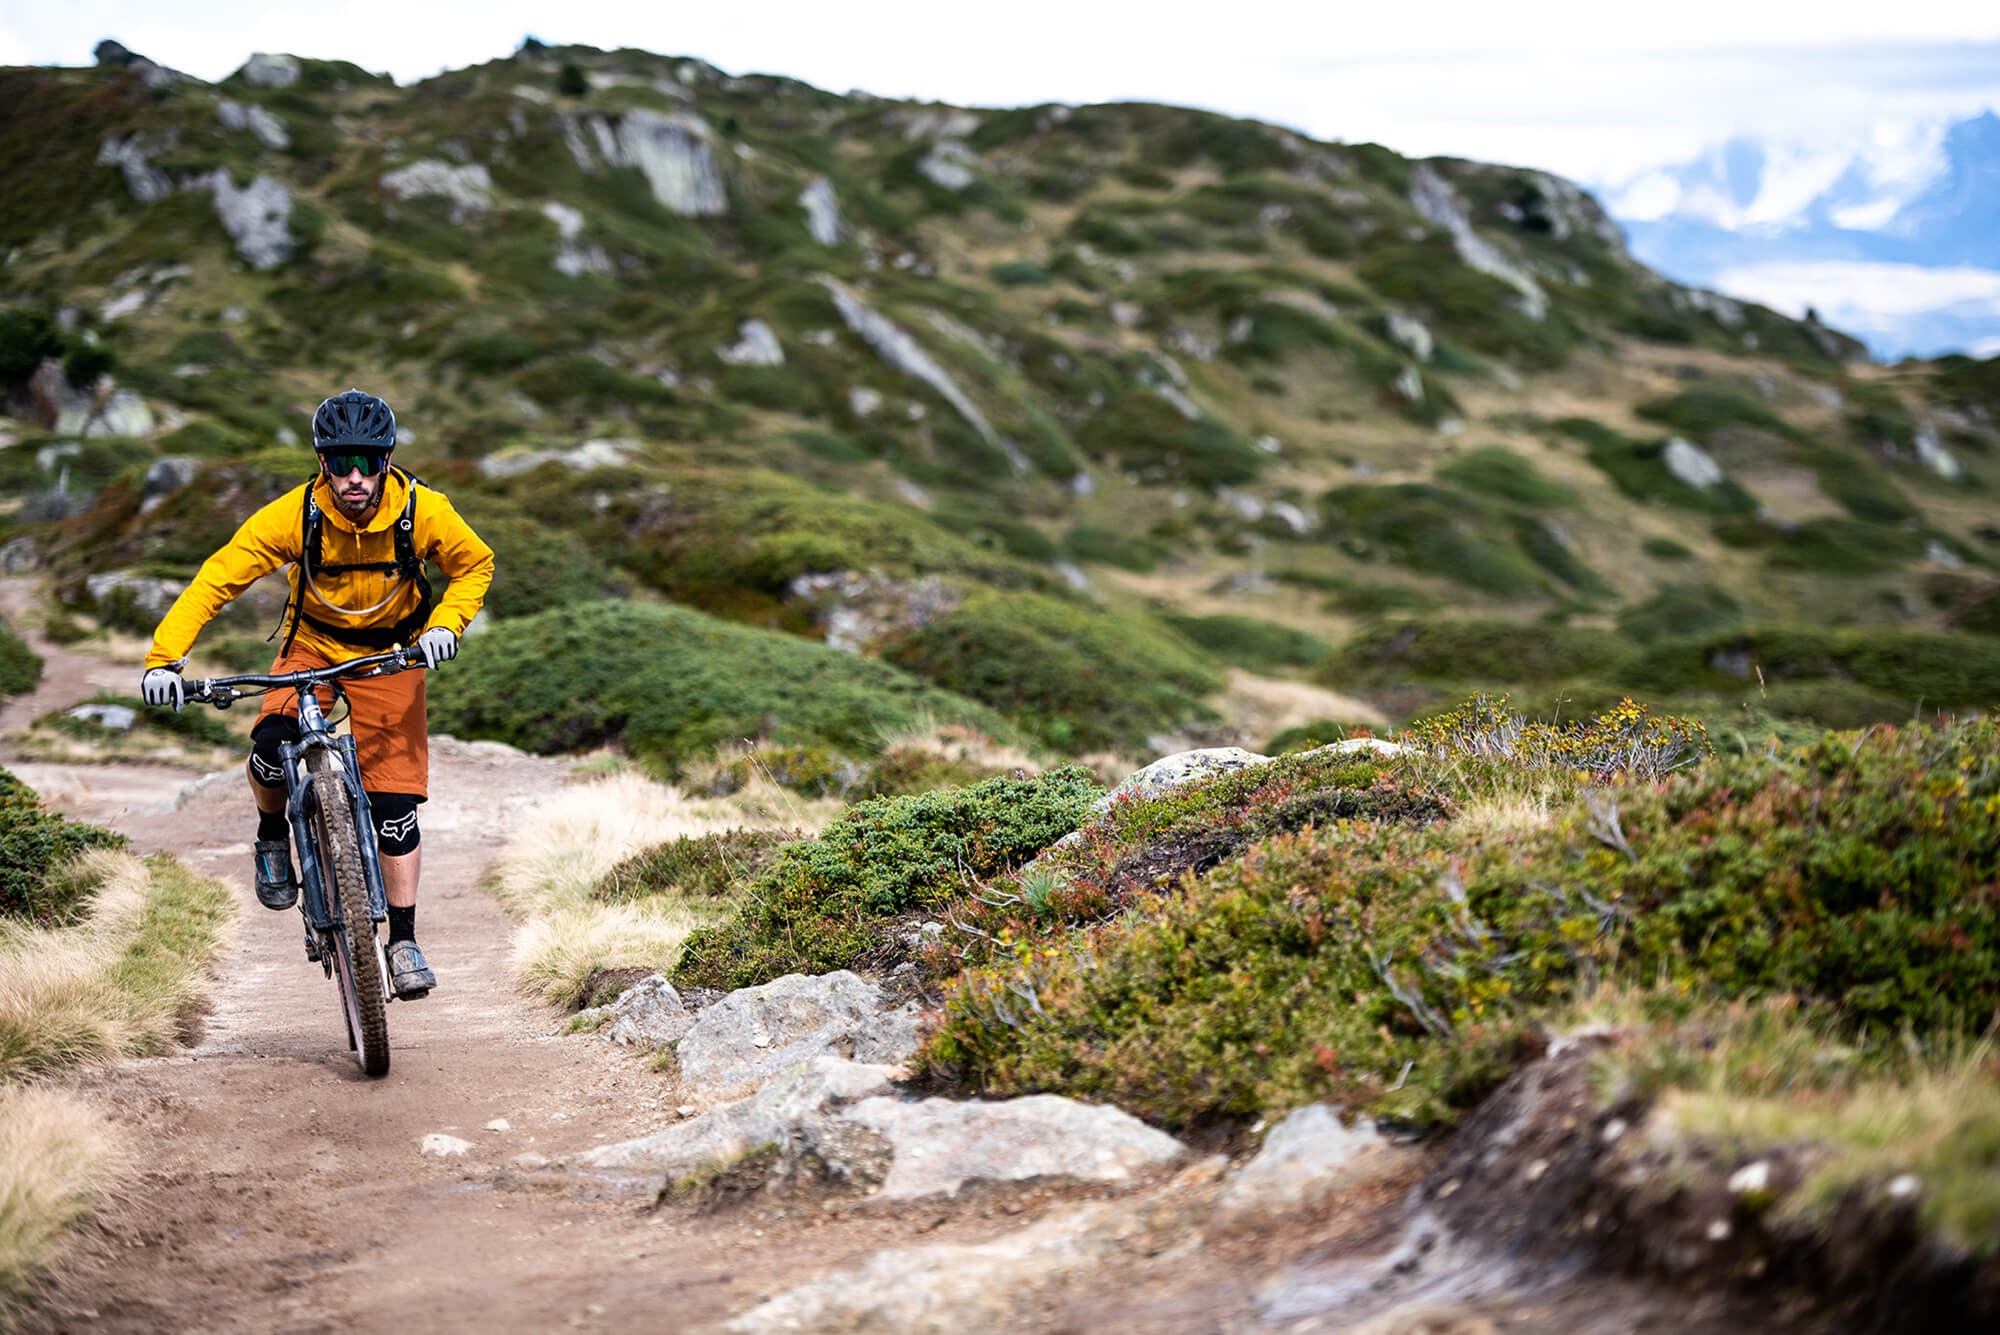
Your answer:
[140,390,495,998]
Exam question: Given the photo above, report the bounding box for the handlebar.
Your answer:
[185,646,426,708]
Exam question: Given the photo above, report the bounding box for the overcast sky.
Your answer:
[5,1,1999,185]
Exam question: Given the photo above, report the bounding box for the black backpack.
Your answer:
[276,465,435,656]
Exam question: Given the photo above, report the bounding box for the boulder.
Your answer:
[842,1094,1185,1200]
[82,390,154,439]
[1913,424,1962,481]
[1662,436,1724,490]
[380,160,493,222]
[1094,747,1270,814]
[207,173,293,270]
[601,974,691,1047]
[565,1056,899,1198]
[26,359,87,429]
[541,201,613,277]
[217,99,289,150]
[0,538,40,575]
[1212,1103,1398,1226]
[917,141,978,191]
[476,437,637,480]
[1386,311,1434,362]
[1393,364,1425,403]
[85,571,185,620]
[69,703,137,732]
[676,971,919,1095]
[799,176,844,245]
[141,456,200,505]
[96,137,172,205]
[717,319,784,367]
[238,53,301,88]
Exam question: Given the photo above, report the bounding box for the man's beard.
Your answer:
[331,481,379,521]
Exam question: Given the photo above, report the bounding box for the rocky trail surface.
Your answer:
[5,586,1808,1335]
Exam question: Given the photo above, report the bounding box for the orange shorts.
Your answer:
[255,645,429,799]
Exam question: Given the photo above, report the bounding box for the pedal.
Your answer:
[304,933,321,963]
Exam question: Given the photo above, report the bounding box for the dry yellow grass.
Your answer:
[0,1085,125,1316]
[0,851,235,1080]
[489,772,837,1007]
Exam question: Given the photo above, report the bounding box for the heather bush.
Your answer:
[919,717,2000,1130]
[674,766,1103,989]
[0,770,125,924]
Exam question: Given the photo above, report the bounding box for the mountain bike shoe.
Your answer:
[253,839,298,910]
[387,940,436,998]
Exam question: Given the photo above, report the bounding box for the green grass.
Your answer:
[1323,619,1632,688]
[0,618,39,698]
[594,829,798,903]
[1553,418,1759,515]
[427,600,1010,772]
[1320,484,1549,596]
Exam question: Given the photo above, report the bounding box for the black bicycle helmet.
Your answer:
[310,390,397,450]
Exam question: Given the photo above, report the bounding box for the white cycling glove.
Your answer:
[140,666,184,711]
[415,627,459,671]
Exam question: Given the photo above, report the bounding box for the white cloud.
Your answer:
[1715,261,2000,320]
[1970,335,2000,358]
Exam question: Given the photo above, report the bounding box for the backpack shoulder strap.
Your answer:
[278,474,323,656]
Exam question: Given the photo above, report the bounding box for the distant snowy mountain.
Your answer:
[1601,111,2000,359]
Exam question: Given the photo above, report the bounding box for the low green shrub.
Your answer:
[1641,535,1695,561]
[920,718,1999,1130]
[0,617,39,697]
[1554,418,1758,515]
[1636,387,1794,440]
[594,829,797,903]
[674,766,1103,988]
[1064,523,1164,573]
[0,769,125,924]
[1264,720,1353,753]
[1155,612,1330,672]
[884,590,1222,751]
[1436,447,1577,507]
[1320,484,1547,595]
[1077,391,1264,488]
[428,601,1008,771]
[1623,625,2000,708]
[1615,584,1744,643]
[1323,619,1632,687]
[465,503,616,619]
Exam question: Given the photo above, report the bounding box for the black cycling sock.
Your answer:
[387,904,416,945]
[257,810,288,843]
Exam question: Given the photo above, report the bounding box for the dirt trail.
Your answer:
[2,588,1050,1334]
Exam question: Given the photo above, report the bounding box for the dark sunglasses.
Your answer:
[321,451,389,478]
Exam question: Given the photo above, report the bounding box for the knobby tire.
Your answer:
[307,754,389,1077]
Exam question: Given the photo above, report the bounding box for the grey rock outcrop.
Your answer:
[816,277,996,447]
[1913,424,1963,481]
[140,456,200,506]
[1094,747,1270,814]
[842,1094,1185,1200]
[380,160,493,222]
[717,319,785,367]
[917,141,978,191]
[565,109,726,216]
[1386,311,1434,362]
[237,53,301,88]
[69,702,137,732]
[1662,436,1724,490]
[217,99,289,150]
[1212,1103,1397,1226]
[676,971,920,1095]
[563,1056,900,1198]
[85,571,185,620]
[540,202,612,277]
[592,974,691,1047]
[97,137,173,205]
[788,571,961,654]
[207,173,293,270]
[799,176,844,245]
[476,436,637,479]
[1409,164,1547,321]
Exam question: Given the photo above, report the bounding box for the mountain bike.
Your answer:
[185,647,425,1078]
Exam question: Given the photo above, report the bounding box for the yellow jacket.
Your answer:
[146,470,495,669]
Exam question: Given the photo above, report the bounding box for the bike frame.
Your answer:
[184,648,419,960]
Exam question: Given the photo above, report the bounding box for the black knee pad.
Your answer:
[369,791,422,856]
[248,716,300,790]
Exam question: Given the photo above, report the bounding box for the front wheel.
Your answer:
[306,754,389,1078]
